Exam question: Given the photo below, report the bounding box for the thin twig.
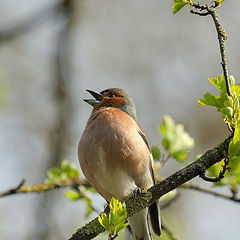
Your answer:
[181,183,240,203]
[0,178,89,198]
[190,2,231,96]
[210,9,231,96]
[159,154,171,168]
[199,157,230,182]
[0,179,25,197]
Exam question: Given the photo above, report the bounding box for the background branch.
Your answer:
[180,183,240,202]
[0,1,65,43]
[0,178,88,198]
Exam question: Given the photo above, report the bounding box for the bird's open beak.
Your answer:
[84,89,104,107]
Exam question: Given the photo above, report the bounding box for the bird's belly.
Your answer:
[98,167,137,201]
[86,146,137,201]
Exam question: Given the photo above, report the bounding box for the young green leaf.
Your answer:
[209,75,227,93]
[198,92,220,108]
[98,197,128,238]
[172,0,193,15]
[228,123,240,159]
[199,74,240,129]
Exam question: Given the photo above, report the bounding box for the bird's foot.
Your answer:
[133,187,141,202]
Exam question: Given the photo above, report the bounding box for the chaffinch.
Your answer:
[78,88,161,240]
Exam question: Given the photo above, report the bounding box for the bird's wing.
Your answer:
[138,128,161,236]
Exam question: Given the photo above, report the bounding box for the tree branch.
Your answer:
[181,183,240,203]
[199,157,230,182]
[0,179,25,197]
[0,178,88,198]
[190,2,231,96]
[69,134,232,240]
[0,1,65,43]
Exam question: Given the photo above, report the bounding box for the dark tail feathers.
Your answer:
[149,200,161,236]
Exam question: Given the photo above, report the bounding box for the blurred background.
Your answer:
[0,0,239,239]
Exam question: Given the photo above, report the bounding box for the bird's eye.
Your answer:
[108,93,117,98]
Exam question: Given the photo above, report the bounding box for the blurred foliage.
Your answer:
[65,190,81,201]
[47,160,79,181]
[151,146,161,161]
[47,160,94,217]
[160,115,194,162]
[152,115,194,163]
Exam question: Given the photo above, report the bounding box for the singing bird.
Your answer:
[78,88,161,240]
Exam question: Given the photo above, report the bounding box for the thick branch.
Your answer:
[69,134,232,240]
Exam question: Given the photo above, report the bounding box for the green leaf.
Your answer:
[228,141,240,159]
[198,92,220,108]
[228,124,240,159]
[229,157,240,175]
[98,197,128,237]
[151,146,161,161]
[65,190,81,201]
[209,75,226,93]
[207,157,240,187]
[199,74,240,129]
[172,0,193,15]
[98,213,109,229]
[207,159,225,178]
[221,106,233,120]
[160,115,194,162]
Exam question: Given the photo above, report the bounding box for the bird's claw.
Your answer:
[133,187,141,202]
